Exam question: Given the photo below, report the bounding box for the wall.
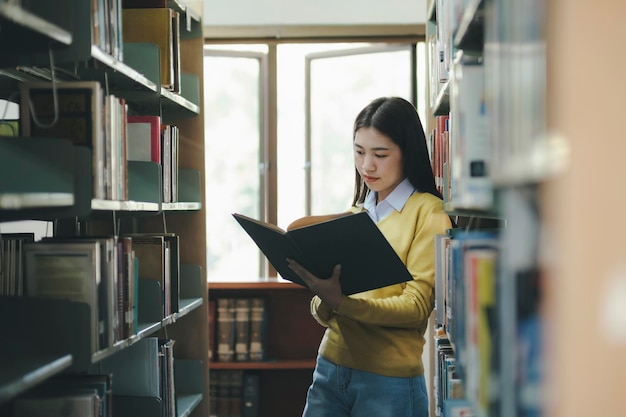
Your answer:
[202,0,427,26]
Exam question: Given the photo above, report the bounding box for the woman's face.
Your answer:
[354,127,404,202]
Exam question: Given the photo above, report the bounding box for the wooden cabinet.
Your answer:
[208,278,324,417]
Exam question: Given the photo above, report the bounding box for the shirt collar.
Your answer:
[363,177,415,214]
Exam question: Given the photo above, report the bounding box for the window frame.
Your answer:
[203,30,425,277]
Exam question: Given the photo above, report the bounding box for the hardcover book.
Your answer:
[232,212,414,295]
[216,297,235,362]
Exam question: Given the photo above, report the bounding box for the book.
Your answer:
[40,236,120,349]
[14,391,100,417]
[234,298,251,361]
[159,338,176,417]
[33,374,113,417]
[129,234,170,317]
[228,370,243,417]
[248,298,266,362]
[232,212,414,295]
[216,297,236,362]
[209,370,218,417]
[215,370,231,417]
[0,232,34,296]
[208,299,216,361]
[241,373,260,417]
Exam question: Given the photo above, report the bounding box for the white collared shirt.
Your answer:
[363,177,416,223]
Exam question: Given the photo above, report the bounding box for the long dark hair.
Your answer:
[351,97,442,206]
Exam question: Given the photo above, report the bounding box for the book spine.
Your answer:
[248,298,266,362]
[241,372,260,417]
[216,298,235,362]
[234,298,251,361]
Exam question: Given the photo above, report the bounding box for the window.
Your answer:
[204,40,426,279]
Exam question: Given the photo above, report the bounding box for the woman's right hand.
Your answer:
[286,258,344,310]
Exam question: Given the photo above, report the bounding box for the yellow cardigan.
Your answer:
[310,191,452,377]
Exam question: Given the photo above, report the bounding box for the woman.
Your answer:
[287,96,452,417]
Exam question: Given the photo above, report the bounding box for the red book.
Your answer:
[127,115,161,163]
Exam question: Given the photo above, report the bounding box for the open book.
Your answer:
[232,212,413,295]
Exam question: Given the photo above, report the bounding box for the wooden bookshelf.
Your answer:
[208,277,323,417]
[0,1,208,416]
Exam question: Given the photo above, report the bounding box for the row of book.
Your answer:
[434,228,499,417]
[1,232,181,353]
[209,370,259,417]
[92,0,182,92]
[434,225,543,417]
[10,337,177,417]
[209,297,267,363]
[16,81,180,203]
[428,58,493,211]
[428,0,475,108]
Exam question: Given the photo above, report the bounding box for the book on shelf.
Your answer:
[161,124,179,203]
[215,370,231,417]
[126,115,161,164]
[449,57,492,209]
[212,370,245,417]
[0,232,34,297]
[463,246,498,415]
[216,297,236,362]
[445,229,498,385]
[443,398,474,417]
[229,370,243,417]
[241,372,260,417]
[159,338,177,417]
[234,298,251,361]
[122,7,181,92]
[23,240,103,354]
[248,297,266,362]
[128,234,171,317]
[13,390,101,417]
[20,81,106,199]
[232,212,414,295]
[30,374,113,417]
[40,235,123,349]
[103,94,129,201]
[119,236,137,339]
[208,299,216,361]
[434,233,451,327]
[128,232,179,314]
[209,370,218,417]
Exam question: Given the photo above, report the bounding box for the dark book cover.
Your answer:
[233,212,414,295]
[241,373,259,417]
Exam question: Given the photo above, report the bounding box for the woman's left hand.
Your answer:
[286,258,343,310]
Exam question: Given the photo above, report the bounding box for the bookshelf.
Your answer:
[208,277,324,417]
[426,0,547,417]
[0,1,208,417]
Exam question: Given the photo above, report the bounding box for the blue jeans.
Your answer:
[302,355,429,417]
